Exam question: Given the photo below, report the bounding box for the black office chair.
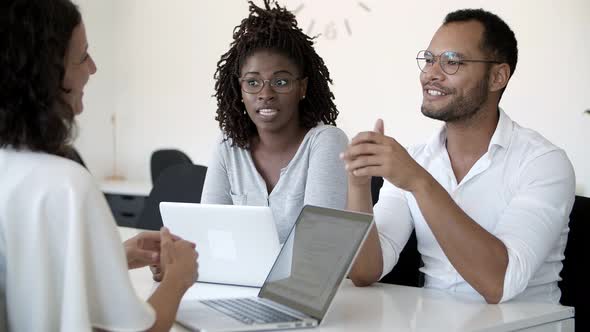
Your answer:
[150,149,193,184]
[371,176,423,287]
[136,163,207,230]
[559,195,589,332]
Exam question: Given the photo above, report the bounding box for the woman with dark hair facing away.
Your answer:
[0,0,198,331]
[204,0,348,240]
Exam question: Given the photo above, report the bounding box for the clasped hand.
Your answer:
[340,119,428,192]
[124,228,198,284]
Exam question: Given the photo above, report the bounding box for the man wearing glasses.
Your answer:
[342,9,575,304]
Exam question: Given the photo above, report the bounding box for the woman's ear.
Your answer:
[299,77,309,100]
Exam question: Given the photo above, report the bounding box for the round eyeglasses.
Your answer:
[239,76,304,94]
[416,50,501,75]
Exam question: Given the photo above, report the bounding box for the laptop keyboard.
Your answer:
[202,298,302,325]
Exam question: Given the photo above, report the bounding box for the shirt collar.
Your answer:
[488,108,513,152]
[425,124,447,157]
[425,107,514,157]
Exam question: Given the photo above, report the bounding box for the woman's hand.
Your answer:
[159,227,199,290]
[124,231,162,270]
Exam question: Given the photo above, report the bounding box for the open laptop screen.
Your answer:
[258,205,373,320]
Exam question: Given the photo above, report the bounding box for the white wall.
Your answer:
[73,0,116,178]
[75,0,590,195]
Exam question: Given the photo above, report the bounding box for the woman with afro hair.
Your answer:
[200,0,349,243]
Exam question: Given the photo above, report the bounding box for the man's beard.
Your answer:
[421,74,490,123]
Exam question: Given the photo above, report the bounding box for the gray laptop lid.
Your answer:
[258,205,373,321]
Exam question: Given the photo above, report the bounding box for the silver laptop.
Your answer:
[175,205,374,332]
[160,202,281,287]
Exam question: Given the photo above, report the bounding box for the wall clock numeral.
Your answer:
[290,1,372,41]
[325,22,337,40]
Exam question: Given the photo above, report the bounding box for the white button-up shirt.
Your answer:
[375,109,575,303]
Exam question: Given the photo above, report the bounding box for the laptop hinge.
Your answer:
[258,297,317,322]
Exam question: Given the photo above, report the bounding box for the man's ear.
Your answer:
[489,63,511,92]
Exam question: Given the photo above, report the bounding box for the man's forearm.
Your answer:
[412,175,508,303]
[347,182,383,286]
[346,180,373,213]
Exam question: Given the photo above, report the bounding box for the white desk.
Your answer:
[120,227,575,332]
[100,179,152,196]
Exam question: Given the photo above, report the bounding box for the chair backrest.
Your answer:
[371,176,423,287]
[371,176,384,206]
[136,163,207,230]
[150,149,193,184]
[559,195,589,331]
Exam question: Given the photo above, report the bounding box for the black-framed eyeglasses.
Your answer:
[239,76,304,94]
[416,50,501,75]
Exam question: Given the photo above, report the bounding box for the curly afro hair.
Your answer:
[213,0,339,149]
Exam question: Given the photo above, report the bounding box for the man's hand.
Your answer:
[341,119,430,193]
[124,231,162,270]
[341,119,385,187]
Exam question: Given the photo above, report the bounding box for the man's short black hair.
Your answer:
[444,9,518,80]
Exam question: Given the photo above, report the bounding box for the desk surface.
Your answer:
[120,227,574,332]
[101,179,152,196]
